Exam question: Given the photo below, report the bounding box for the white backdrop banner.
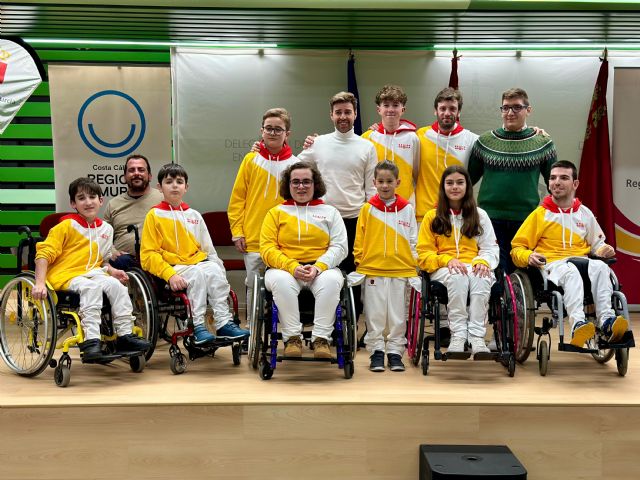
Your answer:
[172,48,601,212]
[49,65,172,212]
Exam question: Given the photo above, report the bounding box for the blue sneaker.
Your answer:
[193,324,216,345]
[602,316,628,343]
[369,350,385,372]
[216,322,250,340]
[570,321,595,347]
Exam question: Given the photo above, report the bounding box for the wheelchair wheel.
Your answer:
[538,339,549,376]
[341,282,357,361]
[616,348,629,377]
[510,270,535,363]
[259,359,273,380]
[507,354,516,377]
[249,275,265,370]
[0,273,57,377]
[127,269,158,361]
[406,288,424,367]
[589,338,615,364]
[421,351,429,376]
[170,352,187,375]
[129,354,146,373]
[343,360,354,379]
[232,343,241,366]
[54,364,71,387]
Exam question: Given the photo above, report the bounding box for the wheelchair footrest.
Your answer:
[277,355,336,363]
[558,343,597,354]
[82,353,122,364]
[473,352,499,361]
[443,352,472,360]
[599,331,635,349]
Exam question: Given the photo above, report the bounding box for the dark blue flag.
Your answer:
[347,51,363,135]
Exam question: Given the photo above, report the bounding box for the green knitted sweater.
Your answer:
[468,127,557,222]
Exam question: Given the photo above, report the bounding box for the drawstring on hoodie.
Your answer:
[263,153,281,200]
[373,200,400,258]
[383,128,397,164]
[85,222,101,271]
[436,129,452,171]
[560,206,575,249]
[294,203,310,243]
[167,203,190,251]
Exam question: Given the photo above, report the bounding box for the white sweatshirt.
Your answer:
[297,128,377,219]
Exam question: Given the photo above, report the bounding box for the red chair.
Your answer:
[201,211,245,271]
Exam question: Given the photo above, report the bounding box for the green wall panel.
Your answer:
[1,124,53,140]
[0,168,55,182]
[0,146,54,161]
[16,103,52,118]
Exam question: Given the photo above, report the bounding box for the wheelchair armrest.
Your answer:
[17,226,33,237]
[588,254,616,266]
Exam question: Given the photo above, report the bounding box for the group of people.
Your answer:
[31,83,628,373]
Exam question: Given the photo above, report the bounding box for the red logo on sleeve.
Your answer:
[0,62,8,84]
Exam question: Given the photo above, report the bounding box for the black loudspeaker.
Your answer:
[419,445,527,479]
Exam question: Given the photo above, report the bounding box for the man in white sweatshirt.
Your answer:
[297,91,378,317]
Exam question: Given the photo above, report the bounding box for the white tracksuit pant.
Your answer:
[243,251,264,326]
[544,258,614,329]
[363,276,408,356]
[68,272,134,340]
[264,267,343,343]
[430,265,495,340]
[175,261,233,329]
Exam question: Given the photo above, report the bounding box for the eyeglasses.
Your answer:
[290,179,313,187]
[499,104,529,113]
[263,126,286,135]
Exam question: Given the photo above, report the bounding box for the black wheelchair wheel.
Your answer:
[249,275,266,370]
[616,348,629,377]
[510,270,536,363]
[232,343,241,366]
[421,351,429,376]
[343,360,354,379]
[538,339,549,376]
[170,352,187,375]
[129,354,146,373]
[507,354,516,377]
[54,364,71,388]
[127,268,158,361]
[259,360,273,380]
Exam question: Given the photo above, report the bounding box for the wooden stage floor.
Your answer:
[1,314,639,479]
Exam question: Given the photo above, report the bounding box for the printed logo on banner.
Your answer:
[77,90,146,158]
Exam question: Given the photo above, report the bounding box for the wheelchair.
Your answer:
[0,227,152,387]
[248,272,357,380]
[126,225,243,375]
[510,257,634,376]
[406,269,518,377]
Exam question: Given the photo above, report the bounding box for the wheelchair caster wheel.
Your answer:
[54,364,71,388]
[343,361,354,379]
[232,343,241,366]
[422,352,429,376]
[508,354,516,377]
[259,361,273,380]
[538,340,549,376]
[170,353,187,375]
[129,354,146,373]
[616,348,629,377]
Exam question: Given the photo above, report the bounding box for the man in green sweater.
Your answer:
[468,87,557,273]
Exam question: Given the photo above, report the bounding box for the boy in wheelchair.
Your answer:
[511,160,628,348]
[140,163,249,346]
[32,177,152,361]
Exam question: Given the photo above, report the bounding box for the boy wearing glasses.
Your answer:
[468,87,557,273]
[228,108,299,325]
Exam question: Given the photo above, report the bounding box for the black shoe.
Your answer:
[79,338,103,361]
[116,334,152,353]
[387,353,405,372]
[369,350,385,372]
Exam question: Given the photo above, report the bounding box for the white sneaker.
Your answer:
[469,335,490,354]
[448,335,466,353]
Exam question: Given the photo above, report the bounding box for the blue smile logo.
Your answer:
[77,90,146,158]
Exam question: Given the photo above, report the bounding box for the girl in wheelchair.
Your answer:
[260,161,347,359]
[417,166,499,355]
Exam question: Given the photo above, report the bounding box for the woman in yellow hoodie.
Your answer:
[417,166,499,355]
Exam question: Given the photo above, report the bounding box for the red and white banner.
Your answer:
[0,37,45,134]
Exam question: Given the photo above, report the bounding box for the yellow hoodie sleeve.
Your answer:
[227,153,253,240]
[140,210,177,281]
[416,211,454,273]
[352,204,368,268]
[260,207,300,275]
[35,222,67,264]
[511,208,543,268]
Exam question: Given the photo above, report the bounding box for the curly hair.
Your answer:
[279,161,327,200]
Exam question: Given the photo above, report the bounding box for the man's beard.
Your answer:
[127,179,149,194]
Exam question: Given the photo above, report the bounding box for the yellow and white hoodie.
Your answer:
[417,207,499,273]
[511,195,607,268]
[415,122,479,222]
[361,120,420,203]
[227,142,298,253]
[35,214,113,290]
[260,199,347,275]
[141,201,224,281]
[353,194,418,277]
